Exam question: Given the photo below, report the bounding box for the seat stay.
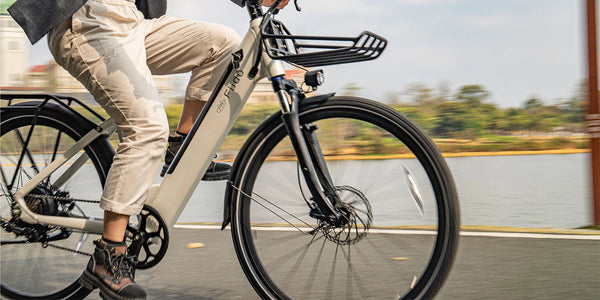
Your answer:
[13,118,115,234]
[51,152,91,190]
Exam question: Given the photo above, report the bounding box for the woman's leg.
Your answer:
[102,211,129,243]
[177,100,206,134]
[48,1,169,299]
[143,16,242,179]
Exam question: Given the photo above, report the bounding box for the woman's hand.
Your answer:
[261,0,290,9]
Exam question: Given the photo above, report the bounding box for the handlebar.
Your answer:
[231,0,301,19]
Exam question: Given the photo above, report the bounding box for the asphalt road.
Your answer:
[78,227,600,300]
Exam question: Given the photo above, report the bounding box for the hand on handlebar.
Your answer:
[261,0,290,9]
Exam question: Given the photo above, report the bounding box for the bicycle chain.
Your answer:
[46,242,92,257]
[25,193,100,204]
[22,194,98,256]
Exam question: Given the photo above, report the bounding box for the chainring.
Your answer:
[127,205,169,269]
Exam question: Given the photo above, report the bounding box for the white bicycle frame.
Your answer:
[12,17,286,234]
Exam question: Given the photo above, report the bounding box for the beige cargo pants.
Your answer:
[48,0,241,215]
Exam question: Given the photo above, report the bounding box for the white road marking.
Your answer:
[173,224,600,240]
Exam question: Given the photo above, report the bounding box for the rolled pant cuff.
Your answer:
[100,197,144,216]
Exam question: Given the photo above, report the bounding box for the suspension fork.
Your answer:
[272,77,344,224]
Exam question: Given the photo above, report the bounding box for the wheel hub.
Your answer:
[318,185,373,245]
[24,186,59,216]
[0,185,63,241]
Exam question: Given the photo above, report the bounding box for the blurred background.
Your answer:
[2,0,593,228]
[1,0,598,299]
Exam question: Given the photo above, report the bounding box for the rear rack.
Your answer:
[0,93,106,124]
[261,19,387,68]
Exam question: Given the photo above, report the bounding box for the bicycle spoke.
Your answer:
[300,237,327,299]
[10,127,39,189]
[340,243,372,299]
[1,113,110,298]
[231,98,458,299]
[264,233,319,276]
[231,183,315,232]
[324,243,340,299]
[46,130,63,185]
[15,127,41,175]
[0,163,10,191]
[283,234,325,286]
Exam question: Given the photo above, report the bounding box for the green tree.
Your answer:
[433,101,469,136]
[564,79,588,124]
[523,97,543,109]
[436,80,452,102]
[478,103,501,131]
[341,83,363,96]
[404,82,435,105]
[456,84,491,108]
[384,91,402,105]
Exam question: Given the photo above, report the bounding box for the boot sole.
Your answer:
[160,164,229,181]
[80,270,146,300]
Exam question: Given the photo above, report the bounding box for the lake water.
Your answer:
[1,153,592,229]
[176,153,592,229]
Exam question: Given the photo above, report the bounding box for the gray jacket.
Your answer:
[8,0,167,44]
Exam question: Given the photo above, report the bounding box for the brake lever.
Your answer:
[267,0,282,15]
[267,0,300,16]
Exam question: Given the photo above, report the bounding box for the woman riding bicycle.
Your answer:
[8,0,289,299]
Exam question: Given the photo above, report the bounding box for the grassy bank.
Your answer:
[25,103,590,159]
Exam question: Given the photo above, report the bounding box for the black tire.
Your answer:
[228,96,459,300]
[0,103,114,299]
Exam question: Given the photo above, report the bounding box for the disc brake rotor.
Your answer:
[319,185,373,245]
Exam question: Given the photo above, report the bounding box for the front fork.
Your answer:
[271,77,346,226]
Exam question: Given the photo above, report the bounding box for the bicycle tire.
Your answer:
[228,96,459,300]
[0,102,114,299]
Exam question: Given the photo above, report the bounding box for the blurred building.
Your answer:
[1,0,302,106]
[0,0,30,88]
[1,0,176,104]
[19,61,177,105]
[2,58,176,105]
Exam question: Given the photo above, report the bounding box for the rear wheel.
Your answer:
[229,97,459,299]
[0,104,114,299]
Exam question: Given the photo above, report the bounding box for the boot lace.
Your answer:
[109,253,137,283]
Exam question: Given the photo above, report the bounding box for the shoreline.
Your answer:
[439,148,589,158]
[219,148,589,162]
[0,148,588,165]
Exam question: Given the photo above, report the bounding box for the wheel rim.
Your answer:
[232,102,458,300]
[0,116,105,298]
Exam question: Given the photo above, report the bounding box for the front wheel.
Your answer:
[229,96,459,299]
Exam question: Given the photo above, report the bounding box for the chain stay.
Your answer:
[11,194,99,256]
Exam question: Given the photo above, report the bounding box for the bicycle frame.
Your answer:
[11,13,340,235]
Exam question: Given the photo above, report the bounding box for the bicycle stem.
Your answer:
[271,76,344,224]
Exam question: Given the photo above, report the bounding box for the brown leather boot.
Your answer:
[160,134,231,180]
[80,239,146,300]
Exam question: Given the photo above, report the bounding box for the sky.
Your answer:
[28,0,587,108]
